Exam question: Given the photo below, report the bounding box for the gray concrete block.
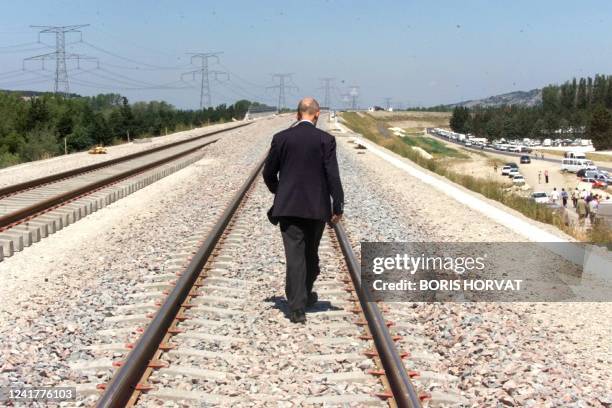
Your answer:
[2,228,32,247]
[23,221,50,238]
[12,225,42,243]
[0,234,21,253]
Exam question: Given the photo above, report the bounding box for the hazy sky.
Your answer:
[1,0,611,109]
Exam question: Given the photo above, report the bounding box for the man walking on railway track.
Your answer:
[263,97,344,324]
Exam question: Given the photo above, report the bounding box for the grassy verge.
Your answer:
[586,152,612,162]
[367,111,452,128]
[402,134,467,158]
[342,112,611,244]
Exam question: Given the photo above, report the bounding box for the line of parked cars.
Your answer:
[501,163,526,185]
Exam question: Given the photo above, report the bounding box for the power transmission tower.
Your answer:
[384,97,392,110]
[267,73,298,112]
[348,85,360,110]
[181,52,227,108]
[24,25,94,96]
[319,77,335,109]
[340,93,350,109]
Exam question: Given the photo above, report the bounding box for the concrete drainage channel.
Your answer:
[0,123,250,261]
[69,157,425,408]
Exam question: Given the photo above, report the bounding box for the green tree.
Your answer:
[589,105,612,150]
[605,76,612,109]
[577,78,588,109]
[24,98,51,131]
[502,117,519,139]
[18,126,59,161]
[450,106,469,133]
[542,85,560,113]
[530,118,546,138]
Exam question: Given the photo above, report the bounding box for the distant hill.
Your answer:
[445,88,542,108]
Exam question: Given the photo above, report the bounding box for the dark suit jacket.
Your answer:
[263,121,344,222]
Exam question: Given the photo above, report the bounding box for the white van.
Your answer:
[564,151,586,159]
[561,158,597,173]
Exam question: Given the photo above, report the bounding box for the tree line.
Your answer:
[449,74,612,150]
[0,91,267,168]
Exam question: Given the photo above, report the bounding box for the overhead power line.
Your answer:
[80,40,187,70]
[267,73,298,111]
[181,52,227,108]
[23,25,96,95]
[384,97,392,110]
[348,85,360,110]
[319,77,335,109]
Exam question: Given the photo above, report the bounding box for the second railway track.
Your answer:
[70,156,426,407]
[0,122,250,260]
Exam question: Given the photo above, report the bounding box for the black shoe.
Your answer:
[290,309,306,324]
[306,291,318,307]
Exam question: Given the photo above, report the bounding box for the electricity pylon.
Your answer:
[24,25,95,96]
[319,77,335,110]
[267,73,298,112]
[181,52,227,108]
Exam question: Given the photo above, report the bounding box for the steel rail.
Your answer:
[0,134,228,229]
[95,155,266,408]
[0,122,251,198]
[332,221,422,408]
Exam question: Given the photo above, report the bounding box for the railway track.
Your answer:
[68,155,427,407]
[0,122,250,261]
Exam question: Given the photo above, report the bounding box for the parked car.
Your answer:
[594,173,612,186]
[512,175,526,185]
[501,165,512,175]
[584,170,599,179]
[582,177,608,189]
[577,168,590,178]
[531,192,549,203]
[507,163,519,169]
[508,168,520,178]
[520,155,531,164]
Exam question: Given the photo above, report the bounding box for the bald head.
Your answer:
[297,97,320,123]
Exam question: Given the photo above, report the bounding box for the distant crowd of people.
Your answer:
[548,187,610,226]
[573,189,607,225]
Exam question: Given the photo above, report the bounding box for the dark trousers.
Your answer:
[279,217,325,312]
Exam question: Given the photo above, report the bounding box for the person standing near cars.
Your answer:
[538,171,542,184]
[544,169,549,184]
[581,189,588,200]
[576,196,588,225]
[561,188,568,207]
[571,188,579,208]
[588,196,599,225]
[551,187,559,204]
